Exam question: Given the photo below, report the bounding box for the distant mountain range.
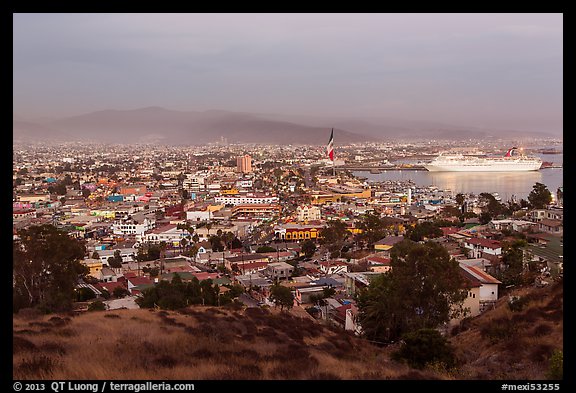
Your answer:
[13,107,559,145]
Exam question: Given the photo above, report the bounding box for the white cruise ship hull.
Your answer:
[424,158,542,172]
[425,160,542,172]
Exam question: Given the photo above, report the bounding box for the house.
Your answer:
[456,257,496,276]
[459,263,501,312]
[488,219,538,232]
[318,260,349,275]
[126,276,154,295]
[264,262,294,280]
[345,303,362,335]
[365,256,392,273]
[538,219,563,235]
[293,285,329,305]
[96,281,127,295]
[343,272,382,296]
[523,234,563,277]
[373,235,404,254]
[98,267,118,283]
[82,258,104,277]
[462,238,502,259]
[96,248,137,265]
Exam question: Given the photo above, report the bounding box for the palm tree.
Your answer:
[159,241,167,275]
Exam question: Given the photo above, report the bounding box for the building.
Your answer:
[236,155,252,173]
[462,238,502,259]
[231,204,282,218]
[264,262,294,280]
[296,205,321,222]
[274,222,324,241]
[343,272,382,296]
[112,217,155,237]
[214,194,278,206]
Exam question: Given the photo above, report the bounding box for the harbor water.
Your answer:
[353,151,563,202]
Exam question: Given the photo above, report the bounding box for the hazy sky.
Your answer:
[13,13,563,133]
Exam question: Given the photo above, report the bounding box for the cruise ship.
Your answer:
[424,147,542,172]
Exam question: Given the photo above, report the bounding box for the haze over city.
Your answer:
[13,13,562,136]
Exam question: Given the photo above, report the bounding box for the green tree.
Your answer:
[112,286,130,298]
[479,192,505,219]
[269,284,295,311]
[319,219,349,257]
[301,240,317,258]
[357,240,468,343]
[528,182,552,209]
[497,239,527,287]
[392,328,457,370]
[107,249,123,269]
[405,221,443,242]
[13,224,88,313]
[256,245,276,253]
[357,212,389,247]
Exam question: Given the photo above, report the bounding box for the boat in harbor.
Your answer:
[424,147,542,172]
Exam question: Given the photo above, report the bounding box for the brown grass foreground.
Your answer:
[13,305,442,380]
[13,280,563,380]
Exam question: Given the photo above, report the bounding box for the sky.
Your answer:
[13,13,563,134]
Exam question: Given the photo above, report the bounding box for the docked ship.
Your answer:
[424,147,542,172]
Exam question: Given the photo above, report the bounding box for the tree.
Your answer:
[528,182,552,209]
[107,250,123,269]
[319,219,349,257]
[479,192,504,219]
[13,224,88,313]
[497,239,527,287]
[269,284,294,311]
[112,286,130,298]
[76,287,96,302]
[357,239,468,343]
[357,212,389,247]
[405,221,443,242]
[301,240,317,258]
[256,245,276,253]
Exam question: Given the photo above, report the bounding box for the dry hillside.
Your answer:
[13,305,442,380]
[13,280,563,380]
[449,279,563,380]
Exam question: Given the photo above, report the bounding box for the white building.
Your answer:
[138,224,191,247]
[215,194,279,206]
[112,217,155,237]
[296,205,321,222]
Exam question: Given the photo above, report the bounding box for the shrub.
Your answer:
[392,328,456,370]
[546,350,563,380]
[508,295,529,312]
[87,300,107,311]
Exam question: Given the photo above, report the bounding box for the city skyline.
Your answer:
[13,13,563,135]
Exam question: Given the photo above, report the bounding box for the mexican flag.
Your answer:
[326,128,334,161]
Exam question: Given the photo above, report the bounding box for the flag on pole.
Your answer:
[326,128,334,161]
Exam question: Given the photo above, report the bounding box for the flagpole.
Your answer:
[333,154,335,177]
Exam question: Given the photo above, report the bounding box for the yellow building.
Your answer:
[83,259,104,277]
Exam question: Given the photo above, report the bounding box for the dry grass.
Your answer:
[15,281,561,381]
[13,305,443,380]
[450,280,563,380]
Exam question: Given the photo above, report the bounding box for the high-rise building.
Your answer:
[236,154,252,173]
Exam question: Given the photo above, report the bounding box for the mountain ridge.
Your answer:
[13,107,560,145]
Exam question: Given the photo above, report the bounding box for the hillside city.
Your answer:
[13,137,563,379]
